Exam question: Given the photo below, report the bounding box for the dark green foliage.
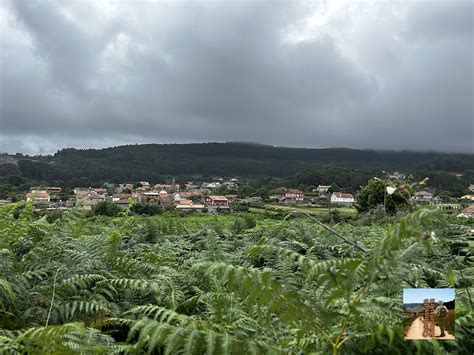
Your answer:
[92,201,122,217]
[0,203,472,354]
[355,179,410,214]
[130,204,163,216]
[414,170,471,196]
[3,143,474,185]
[1,144,473,202]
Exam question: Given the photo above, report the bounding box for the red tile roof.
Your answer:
[178,199,193,205]
[26,193,50,198]
[284,189,304,194]
[333,193,354,199]
[208,195,228,201]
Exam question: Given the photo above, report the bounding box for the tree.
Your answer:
[355,179,410,215]
[92,201,121,217]
[328,183,340,194]
[438,191,452,203]
[131,204,162,216]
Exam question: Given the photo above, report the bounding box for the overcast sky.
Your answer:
[0,0,473,155]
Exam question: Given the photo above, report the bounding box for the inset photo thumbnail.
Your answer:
[403,288,455,340]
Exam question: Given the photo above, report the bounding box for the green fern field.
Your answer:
[0,203,472,354]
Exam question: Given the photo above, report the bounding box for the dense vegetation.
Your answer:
[3,142,474,182]
[1,143,473,200]
[1,203,472,354]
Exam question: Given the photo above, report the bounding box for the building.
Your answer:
[204,195,229,208]
[460,194,474,203]
[279,189,305,204]
[412,191,434,204]
[386,172,407,180]
[113,199,130,209]
[457,206,474,218]
[139,191,172,205]
[223,181,237,189]
[330,193,354,205]
[191,188,211,195]
[202,182,221,189]
[0,198,12,205]
[47,187,62,194]
[26,192,51,203]
[112,194,132,202]
[469,185,474,192]
[119,183,134,190]
[175,199,194,206]
[73,187,106,209]
[30,187,48,194]
[73,187,90,194]
[184,182,198,191]
[176,202,205,210]
[153,184,179,192]
[92,188,107,194]
[315,185,331,194]
[140,181,150,188]
[173,192,202,201]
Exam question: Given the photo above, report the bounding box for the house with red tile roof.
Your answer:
[26,192,51,203]
[330,192,354,205]
[279,188,304,204]
[204,195,229,208]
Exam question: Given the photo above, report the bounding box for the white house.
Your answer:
[330,193,354,205]
[460,194,474,203]
[315,185,331,194]
[279,189,305,204]
[203,182,221,189]
[412,191,434,204]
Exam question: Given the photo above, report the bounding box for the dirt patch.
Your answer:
[405,316,455,340]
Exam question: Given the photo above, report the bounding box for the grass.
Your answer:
[260,203,357,216]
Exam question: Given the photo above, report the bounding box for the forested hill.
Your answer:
[3,142,474,183]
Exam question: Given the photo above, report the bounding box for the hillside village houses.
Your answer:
[204,196,230,210]
[279,188,305,204]
[23,179,239,212]
[330,193,355,205]
[17,178,474,216]
[469,184,474,192]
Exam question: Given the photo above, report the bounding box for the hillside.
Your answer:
[2,143,473,184]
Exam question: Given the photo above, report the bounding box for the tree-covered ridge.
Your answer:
[3,143,474,183]
[0,203,472,354]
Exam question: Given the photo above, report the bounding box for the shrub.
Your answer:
[92,201,121,217]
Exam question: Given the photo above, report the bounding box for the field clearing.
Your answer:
[259,204,357,217]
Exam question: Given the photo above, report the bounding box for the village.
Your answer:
[2,174,473,218]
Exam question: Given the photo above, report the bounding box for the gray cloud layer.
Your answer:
[0,0,473,155]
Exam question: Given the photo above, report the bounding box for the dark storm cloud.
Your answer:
[0,0,472,154]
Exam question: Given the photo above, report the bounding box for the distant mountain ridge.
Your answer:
[404,300,455,310]
[1,142,473,184]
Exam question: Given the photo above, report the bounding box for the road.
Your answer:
[405,316,454,340]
